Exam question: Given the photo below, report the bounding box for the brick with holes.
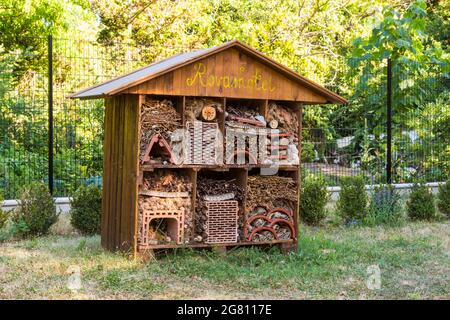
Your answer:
[205,201,239,244]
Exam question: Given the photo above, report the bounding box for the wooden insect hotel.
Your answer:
[71,40,346,256]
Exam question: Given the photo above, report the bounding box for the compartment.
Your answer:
[184,97,224,165]
[139,95,184,165]
[225,99,267,165]
[194,169,246,243]
[185,97,224,123]
[138,169,193,246]
[266,101,300,165]
[244,169,297,242]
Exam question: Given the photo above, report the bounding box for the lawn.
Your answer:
[0,221,448,300]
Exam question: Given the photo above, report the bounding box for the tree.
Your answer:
[333,0,450,182]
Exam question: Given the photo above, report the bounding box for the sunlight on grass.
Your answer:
[0,221,448,299]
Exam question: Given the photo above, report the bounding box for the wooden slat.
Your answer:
[102,94,140,253]
[101,98,113,250]
[127,96,136,250]
[107,98,117,250]
[133,95,145,257]
[295,104,303,247]
[125,48,329,103]
[138,239,294,250]
[120,96,132,250]
[190,169,197,239]
[115,97,125,250]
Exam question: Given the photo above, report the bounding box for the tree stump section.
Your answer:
[201,105,217,121]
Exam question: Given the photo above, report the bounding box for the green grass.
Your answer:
[0,221,448,299]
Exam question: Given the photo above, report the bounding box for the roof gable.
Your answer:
[71,40,347,104]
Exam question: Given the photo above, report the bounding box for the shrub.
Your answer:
[301,141,315,162]
[337,176,368,222]
[364,185,404,226]
[406,183,436,221]
[0,192,7,229]
[0,211,6,229]
[300,175,328,225]
[437,180,450,218]
[70,184,102,235]
[12,183,57,237]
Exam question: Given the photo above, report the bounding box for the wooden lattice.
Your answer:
[205,201,238,244]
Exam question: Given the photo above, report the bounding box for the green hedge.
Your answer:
[70,184,102,235]
[300,175,328,225]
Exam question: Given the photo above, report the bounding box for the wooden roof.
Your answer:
[70,40,347,104]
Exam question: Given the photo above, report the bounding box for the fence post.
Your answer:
[386,58,392,184]
[47,35,54,194]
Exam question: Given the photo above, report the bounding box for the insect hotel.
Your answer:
[71,40,346,257]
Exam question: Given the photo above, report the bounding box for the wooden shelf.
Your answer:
[140,164,299,171]
[138,239,294,250]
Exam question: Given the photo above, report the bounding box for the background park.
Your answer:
[0,0,448,299]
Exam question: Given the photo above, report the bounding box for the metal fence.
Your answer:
[302,60,449,186]
[0,36,448,198]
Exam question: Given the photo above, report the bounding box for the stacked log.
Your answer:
[185,98,223,122]
[267,102,299,135]
[265,103,300,165]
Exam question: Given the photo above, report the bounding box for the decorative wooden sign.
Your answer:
[123,47,328,103]
[186,62,276,93]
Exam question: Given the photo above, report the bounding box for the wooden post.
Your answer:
[296,103,303,250]
[133,95,145,259]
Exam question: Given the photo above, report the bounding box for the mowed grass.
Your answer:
[0,221,448,299]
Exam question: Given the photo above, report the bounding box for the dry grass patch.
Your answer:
[0,221,448,299]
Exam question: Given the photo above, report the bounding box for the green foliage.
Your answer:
[70,184,102,235]
[364,185,404,226]
[300,141,315,162]
[300,175,328,225]
[337,0,450,183]
[437,180,450,217]
[0,0,449,197]
[406,183,436,221]
[337,176,368,222]
[0,219,29,243]
[0,0,98,75]
[12,183,57,237]
[403,92,450,182]
[0,213,5,231]
[0,192,7,229]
